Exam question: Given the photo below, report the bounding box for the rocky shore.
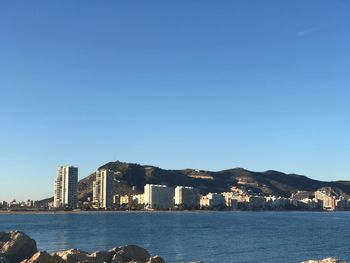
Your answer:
[0,230,346,263]
[0,231,164,263]
[302,259,346,263]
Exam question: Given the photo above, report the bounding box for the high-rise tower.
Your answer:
[92,169,114,209]
[54,165,78,209]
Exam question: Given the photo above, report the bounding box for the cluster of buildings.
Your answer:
[47,165,350,211]
[289,190,349,211]
[0,199,36,210]
[3,165,350,212]
[111,187,350,212]
[53,165,115,210]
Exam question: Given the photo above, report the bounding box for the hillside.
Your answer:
[77,161,350,201]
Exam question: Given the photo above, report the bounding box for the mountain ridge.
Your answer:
[76,161,350,201]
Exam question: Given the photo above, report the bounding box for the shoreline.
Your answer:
[0,209,346,215]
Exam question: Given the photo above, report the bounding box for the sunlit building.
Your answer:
[222,192,238,210]
[92,169,114,209]
[144,184,174,210]
[174,186,200,209]
[323,196,336,211]
[200,193,225,208]
[54,166,78,209]
[131,194,145,205]
[120,195,131,206]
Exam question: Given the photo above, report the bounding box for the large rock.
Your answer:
[117,245,151,262]
[21,251,65,263]
[0,231,38,263]
[147,255,165,263]
[55,248,115,263]
[302,258,346,263]
[88,250,114,262]
[55,249,90,262]
[111,254,124,263]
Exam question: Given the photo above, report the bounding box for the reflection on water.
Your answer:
[0,211,349,263]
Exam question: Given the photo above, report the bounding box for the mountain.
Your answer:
[77,161,350,201]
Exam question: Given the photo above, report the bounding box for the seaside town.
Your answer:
[1,165,350,212]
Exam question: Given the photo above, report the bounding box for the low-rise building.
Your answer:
[300,198,319,210]
[314,190,327,201]
[291,191,312,206]
[248,196,265,209]
[265,196,290,209]
[200,195,210,208]
[222,192,238,210]
[120,195,131,206]
[314,190,338,211]
[26,200,34,207]
[323,196,336,211]
[131,194,144,205]
[0,201,8,210]
[200,193,225,208]
[336,197,348,210]
[113,194,120,206]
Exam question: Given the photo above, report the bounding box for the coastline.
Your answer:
[0,209,344,215]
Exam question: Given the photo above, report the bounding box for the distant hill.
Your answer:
[77,161,350,201]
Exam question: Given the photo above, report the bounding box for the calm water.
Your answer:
[0,211,349,263]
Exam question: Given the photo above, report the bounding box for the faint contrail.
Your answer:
[296,25,322,37]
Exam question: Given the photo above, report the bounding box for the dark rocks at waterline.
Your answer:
[0,231,164,263]
[22,248,164,263]
[1,231,346,263]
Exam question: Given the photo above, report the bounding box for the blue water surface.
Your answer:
[0,211,349,263]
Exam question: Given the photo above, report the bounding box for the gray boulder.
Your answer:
[55,248,116,263]
[88,250,114,262]
[20,251,65,263]
[117,245,150,262]
[147,256,165,263]
[0,231,38,263]
[111,254,124,263]
[54,248,90,262]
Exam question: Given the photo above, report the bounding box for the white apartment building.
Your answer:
[54,166,78,209]
[200,193,225,208]
[93,169,114,209]
[222,192,238,209]
[174,186,200,209]
[144,184,174,210]
[131,194,145,205]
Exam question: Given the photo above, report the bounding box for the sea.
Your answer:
[0,211,349,263]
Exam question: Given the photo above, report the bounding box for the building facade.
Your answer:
[54,166,78,209]
[92,169,114,209]
[144,184,174,210]
[200,193,225,208]
[222,192,238,210]
[131,194,145,205]
[174,186,200,209]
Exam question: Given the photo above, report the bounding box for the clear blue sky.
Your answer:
[0,1,349,201]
